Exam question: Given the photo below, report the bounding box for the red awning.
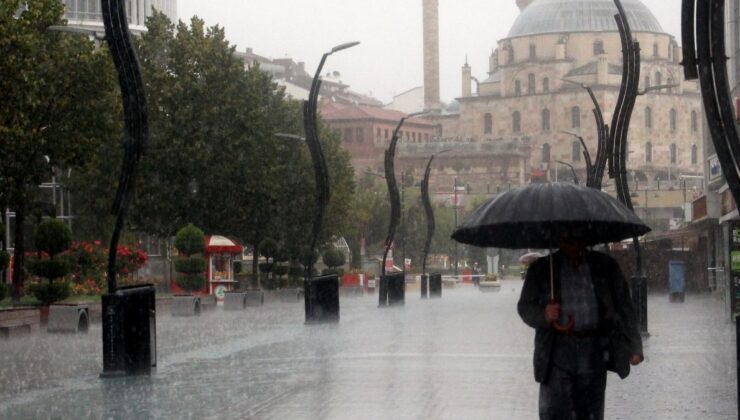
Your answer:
[204,235,243,254]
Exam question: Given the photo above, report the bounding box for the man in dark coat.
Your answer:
[518,236,643,420]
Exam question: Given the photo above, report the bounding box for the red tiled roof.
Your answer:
[320,104,434,126]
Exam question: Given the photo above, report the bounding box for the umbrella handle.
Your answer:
[552,314,575,334]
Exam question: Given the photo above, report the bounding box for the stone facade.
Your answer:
[422,0,441,112]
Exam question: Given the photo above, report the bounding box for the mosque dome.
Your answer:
[507,0,664,38]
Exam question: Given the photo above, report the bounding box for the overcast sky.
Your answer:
[177,0,683,104]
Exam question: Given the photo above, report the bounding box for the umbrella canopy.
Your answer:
[519,252,544,265]
[452,182,650,249]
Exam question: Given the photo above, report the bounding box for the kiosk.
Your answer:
[205,235,242,301]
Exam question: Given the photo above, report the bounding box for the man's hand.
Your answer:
[545,303,560,323]
[629,354,643,365]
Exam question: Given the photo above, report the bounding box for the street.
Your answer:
[0,279,735,419]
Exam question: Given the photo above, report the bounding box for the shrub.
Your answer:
[175,224,204,256]
[288,264,303,278]
[28,259,72,281]
[258,262,273,274]
[322,248,346,270]
[29,281,71,305]
[273,265,289,278]
[259,238,278,261]
[0,250,9,271]
[34,219,72,257]
[174,256,206,274]
[176,273,205,293]
[322,267,344,276]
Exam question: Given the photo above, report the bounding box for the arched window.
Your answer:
[645,107,652,129]
[484,113,493,134]
[670,143,677,164]
[593,40,604,55]
[645,142,652,163]
[571,106,581,128]
[653,42,659,57]
[543,77,550,93]
[670,109,677,131]
[529,44,536,59]
[667,77,674,93]
[542,109,551,131]
[644,75,651,89]
[691,144,698,165]
[513,111,521,133]
[542,143,551,162]
[691,110,698,132]
[572,141,581,162]
[528,73,536,94]
[515,80,522,96]
[655,71,662,86]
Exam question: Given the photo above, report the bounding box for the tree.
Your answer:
[0,1,119,300]
[173,224,206,293]
[27,219,73,304]
[322,247,346,275]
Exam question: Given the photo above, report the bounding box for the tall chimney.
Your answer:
[423,0,441,112]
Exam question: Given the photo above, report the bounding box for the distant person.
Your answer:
[517,233,643,420]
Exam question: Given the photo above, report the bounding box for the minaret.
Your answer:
[462,57,472,97]
[422,0,441,112]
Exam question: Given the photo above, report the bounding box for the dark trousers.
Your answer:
[539,363,606,420]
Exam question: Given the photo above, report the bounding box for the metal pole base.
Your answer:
[630,275,649,337]
[421,274,428,299]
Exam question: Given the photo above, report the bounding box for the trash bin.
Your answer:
[429,273,442,298]
[668,260,686,303]
[101,284,156,377]
[382,272,405,306]
[304,275,339,324]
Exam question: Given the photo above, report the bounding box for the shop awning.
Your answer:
[204,235,243,254]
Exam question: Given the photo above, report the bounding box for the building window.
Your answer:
[667,77,674,93]
[644,75,651,89]
[593,40,604,55]
[645,142,652,163]
[376,128,381,139]
[528,73,536,94]
[529,44,536,59]
[670,109,677,131]
[542,109,550,131]
[653,42,659,57]
[572,141,581,162]
[515,80,522,96]
[542,143,551,162]
[424,133,430,142]
[344,128,353,142]
[670,143,677,164]
[412,132,417,142]
[543,77,550,93]
[484,113,493,134]
[691,110,698,132]
[356,127,364,143]
[645,107,652,129]
[384,129,389,139]
[655,71,662,86]
[691,144,698,165]
[571,106,581,128]
[513,111,521,133]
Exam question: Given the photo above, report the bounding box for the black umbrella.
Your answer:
[451,182,650,249]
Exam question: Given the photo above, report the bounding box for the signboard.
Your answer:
[730,222,740,318]
[708,154,721,182]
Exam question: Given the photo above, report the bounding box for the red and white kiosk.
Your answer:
[204,235,242,301]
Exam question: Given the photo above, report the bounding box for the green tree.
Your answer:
[27,219,73,304]
[0,1,119,300]
[174,224,206,293]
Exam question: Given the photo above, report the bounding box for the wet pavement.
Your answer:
[0,279,735,419]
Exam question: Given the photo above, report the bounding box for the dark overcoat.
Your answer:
[517,251,643,383]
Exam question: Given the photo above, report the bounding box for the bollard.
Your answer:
[101,284,156,377]
[171,295,201,317]
[304,274,339,324]
[429,273,442,298]
[630,275,648,336]
[224,292,247,310]
[421,274,428,299]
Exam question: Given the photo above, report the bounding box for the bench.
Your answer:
[0,308,40,339]
[48,304,89,333]
[171,295,201,316]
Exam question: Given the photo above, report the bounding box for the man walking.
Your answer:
[518,234,643,420]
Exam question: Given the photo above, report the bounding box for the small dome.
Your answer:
[507,0,663,38]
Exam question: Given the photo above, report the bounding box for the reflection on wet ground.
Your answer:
[0,279,735,419]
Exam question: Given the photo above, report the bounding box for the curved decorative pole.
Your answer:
[561,80,607,188]
[561,131,591,185]
[102,0,148,294]
[302,41,359,279]
[381,112,426,277]
[421,150,451,277]
[555,161,580,185]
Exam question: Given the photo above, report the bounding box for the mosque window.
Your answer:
[515,80,522,96]
[670,109,677,131]
[571,106,581,128]
[542,109,550,131]
[653,43,659,57]
[645,142,652,163]
[344,128,353,142]
[593,40,604,55]
[644,75,651,89]
[513,111,521,133]
[529,44,536,59]
[572,141,581,162]
[528,74,535,94]
[691,111,698,132]
[645,107,652,129]
[691,144,698,165]
[542,143,551,162]
[543,77,550,93]
[670,143,677,164]
[655,71,662,86]
[484,113,493,134]
[667,77,674,93]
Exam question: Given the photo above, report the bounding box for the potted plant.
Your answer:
[27,219,74,321]
[174,224,206,293]
[321,247,346,276]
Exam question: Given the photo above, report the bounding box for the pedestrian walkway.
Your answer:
[0,280,735,419]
